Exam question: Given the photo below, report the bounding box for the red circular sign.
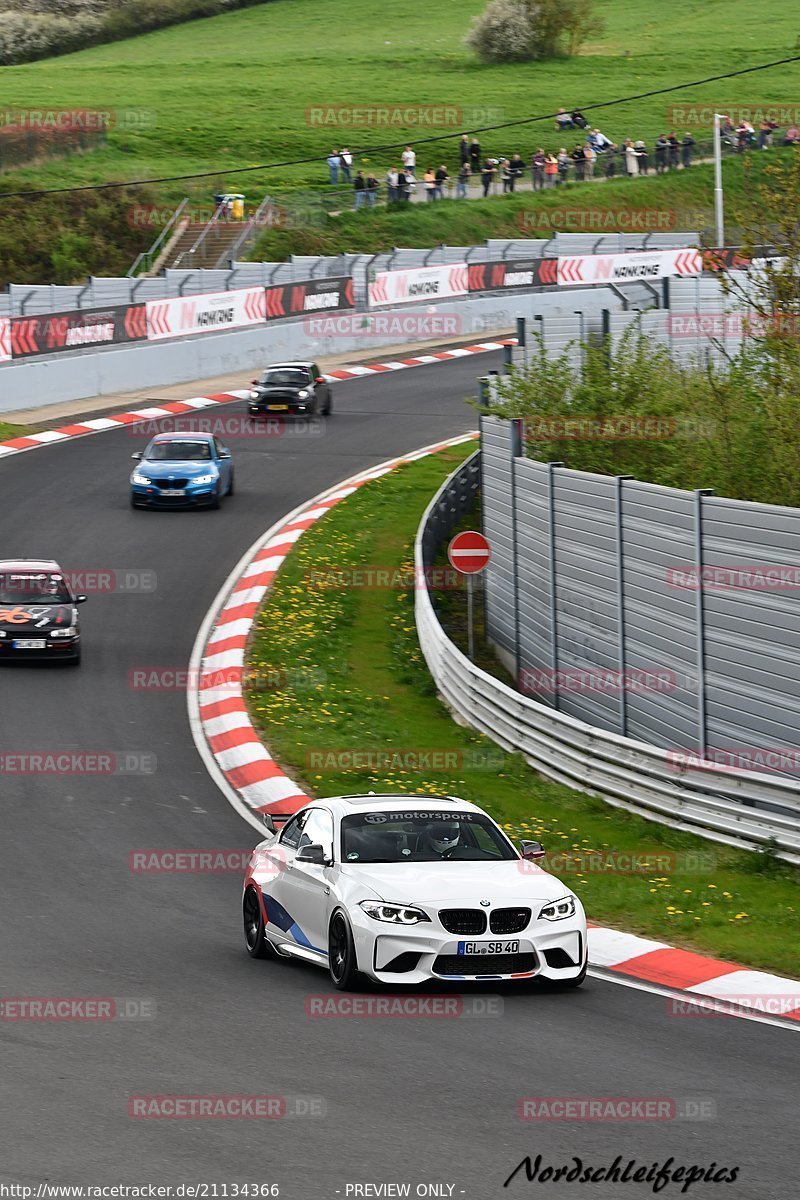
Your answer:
[447,531,491,575]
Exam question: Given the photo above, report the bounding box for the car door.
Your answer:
[286,807,335,955]
[262,809,311,945]
[213,438,231,490]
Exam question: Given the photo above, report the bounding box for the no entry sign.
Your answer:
[448,531,491,575]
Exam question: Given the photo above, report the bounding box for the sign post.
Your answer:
[447,531,492,661]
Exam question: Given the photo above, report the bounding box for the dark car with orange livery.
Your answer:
[0,559,86,665]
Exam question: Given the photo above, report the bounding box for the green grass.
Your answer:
[0,0,798,212]
[250,154,773,259]
[0,422,27,439]
[245,445,800,978]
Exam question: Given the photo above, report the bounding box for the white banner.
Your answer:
[0,318,10,363]
[558,248,702,287]
[368,263,468,307]
[146,288,266,341]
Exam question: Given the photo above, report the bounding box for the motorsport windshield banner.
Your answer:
[9,304,147,358]
[264,276,354,321]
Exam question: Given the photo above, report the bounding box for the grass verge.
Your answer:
[245,445,800,977]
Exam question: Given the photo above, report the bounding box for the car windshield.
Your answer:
[145,440,212,461]
[0,572,71,604]
[259,369,310,386]
[340,810,518,863]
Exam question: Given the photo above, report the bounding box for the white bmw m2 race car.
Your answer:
[243,794,587,990]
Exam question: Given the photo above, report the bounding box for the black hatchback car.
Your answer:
[0,559,86,665]
[248,361,332,418]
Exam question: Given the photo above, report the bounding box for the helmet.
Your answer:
[426,820,460,856]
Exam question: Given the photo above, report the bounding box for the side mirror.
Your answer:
[74,595,88,604]
[261,813,275,834]
[131,451,143,460]
[251,379,259,386]
[521,840,546,861]
[218,449,232,459]
[296,843,326,866]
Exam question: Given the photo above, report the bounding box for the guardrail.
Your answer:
[415,454,800,864]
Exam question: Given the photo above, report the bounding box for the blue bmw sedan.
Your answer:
[130,432,234,510]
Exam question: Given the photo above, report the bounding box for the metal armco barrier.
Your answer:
[415,456,800,864]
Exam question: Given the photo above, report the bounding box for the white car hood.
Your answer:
[338,859,571,906]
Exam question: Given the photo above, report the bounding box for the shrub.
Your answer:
[466,0,601,64]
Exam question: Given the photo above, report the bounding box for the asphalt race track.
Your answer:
[0,355,797,1200]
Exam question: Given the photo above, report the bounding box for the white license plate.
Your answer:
[458,940,520,955]
[14,639,47,649]
[160,488,185,496]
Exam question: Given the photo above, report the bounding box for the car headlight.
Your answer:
[192,473,217,486]
[539,896,576,921]
[359,901,430,925]
[132,472,151,485]
[50,627,77,638]
[297,389,310,399]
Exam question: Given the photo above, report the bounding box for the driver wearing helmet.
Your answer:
[423,819,461,858]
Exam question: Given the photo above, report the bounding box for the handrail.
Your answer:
[172,199,227,269]
[128,198,189,277]
[223,193,274,267]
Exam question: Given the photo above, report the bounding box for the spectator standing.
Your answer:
[402,145,416,172]
[667,133,680,169]
[366,172,379,207]
[469,138,481,171]
[544,152,558,188]
[481,158,496,197]
[456,161,471,199]
[397,167,410,202]
[459,134,470,164]
[501,159,513,193]
[654,134,668,174]
[353,170,366,209]
[556,147,570,185]
[681,133,695,168]
[635,140,648,174]
[510,152,525,189]
[435,163,449,198]
[624,139,640,176]
[327,150,340,184]
[584,142,595,179]
[531,147,545,190]
[605,142,618,178]
[783,124,800,145]
[405,166,417,196]
[385,166,399,202]
[571,143,586,181]
[424,167,437,200]
[757,120,771,150]
[339,147,353,183]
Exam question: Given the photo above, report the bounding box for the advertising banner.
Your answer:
[467,258,557,292]
[264,276,354,321]
[558,249,703,286]
[368,263,468,307]
[145,288,266,342]
[9,304,146,359]
[0,318,10,363]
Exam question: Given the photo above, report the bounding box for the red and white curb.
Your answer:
[187,433,479,825]
[186,437,800,1026]
[0,339,513,461]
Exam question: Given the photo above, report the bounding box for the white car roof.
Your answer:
[307,793,486,818]
[0,558,62,572]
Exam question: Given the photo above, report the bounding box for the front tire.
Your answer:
[227,471,235,497]
[208,485,221,510]
[328,911,360,990]
[243,887,270,959]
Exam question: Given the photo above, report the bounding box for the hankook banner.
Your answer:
[145,288,267,341]
[9,304,146,359]
[368,263,468,307]
[558,249,703,286]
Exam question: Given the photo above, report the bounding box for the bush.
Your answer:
[0,0,272,64]
[466,0,601,64]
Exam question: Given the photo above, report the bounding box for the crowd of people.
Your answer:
[323,108,799,207]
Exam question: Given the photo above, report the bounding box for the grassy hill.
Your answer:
[0,0,797,277]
